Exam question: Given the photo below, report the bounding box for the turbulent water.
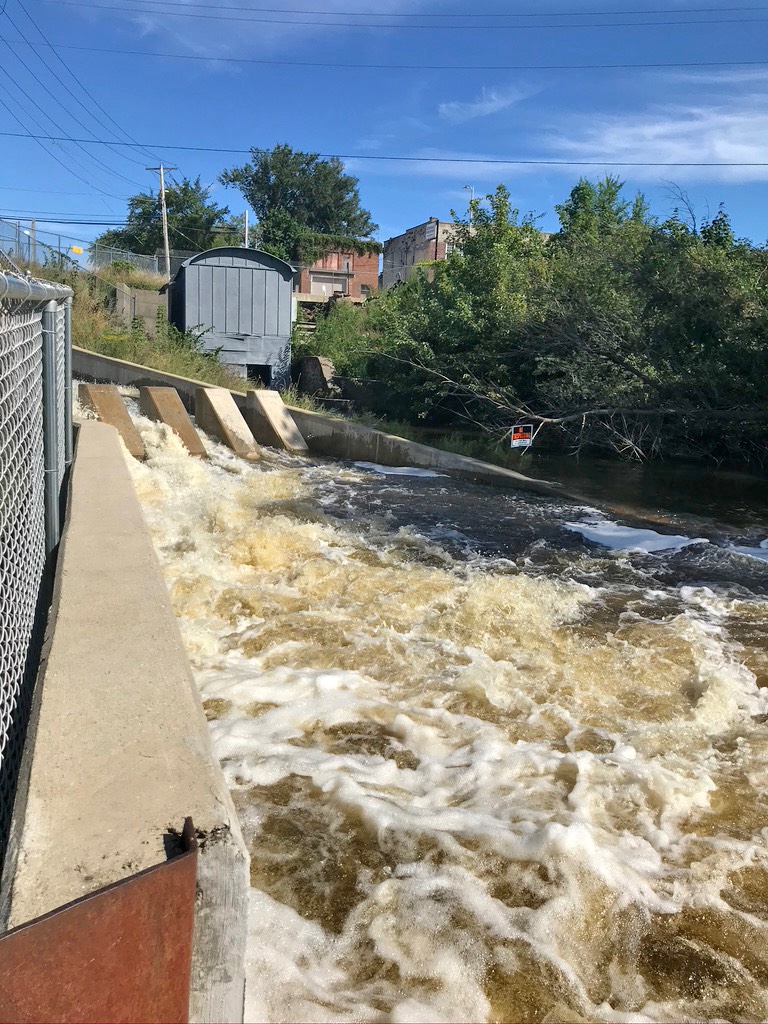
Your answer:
[120,405,768,1023]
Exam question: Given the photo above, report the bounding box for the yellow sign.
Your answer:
[70,245,83,254]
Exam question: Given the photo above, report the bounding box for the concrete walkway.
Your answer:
[4,421,249,1024]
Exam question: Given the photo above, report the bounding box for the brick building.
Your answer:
[295,249,379,299]
[381,218,455,289]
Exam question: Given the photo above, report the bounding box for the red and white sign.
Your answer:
[511,424,533,448]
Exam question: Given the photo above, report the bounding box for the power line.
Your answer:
[4,5,145,169]
[0,184,132,195]
[1,132,767,166]
[0,34,145,190]
[26,0,768,14]
[0,72,126,201]
[13,0,163,164]
[0,215,128,224]
[0,208,131,216]
[4,38,767,72]
[25,0,768,27]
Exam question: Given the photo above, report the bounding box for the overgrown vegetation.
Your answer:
[298,178,768,465]
[89,309,247,390]
[95,260,167,291]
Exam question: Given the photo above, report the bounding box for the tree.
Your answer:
[305,178,768,464]
[553,175,652,244]
[94,177,240,257]
[219,144,378,263]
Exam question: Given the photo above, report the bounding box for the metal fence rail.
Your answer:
[0,271,72,869]
[0,218,158,275]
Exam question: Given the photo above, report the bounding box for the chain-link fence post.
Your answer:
[64,296,73,467]
[41,300,60,557]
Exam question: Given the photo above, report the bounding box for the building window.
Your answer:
[360,284,371,299]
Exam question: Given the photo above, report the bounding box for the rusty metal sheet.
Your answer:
[0,818,198,1024]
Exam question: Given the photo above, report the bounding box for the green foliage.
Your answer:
[220,143,378,263]
[293,301,376,377]
[95,263,167,291]
[297,179,768,463]
[94,176,241,257]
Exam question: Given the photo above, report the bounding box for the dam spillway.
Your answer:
[123,399,768,1023]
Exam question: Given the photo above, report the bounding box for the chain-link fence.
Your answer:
[0,271,72,871]
[88,243,159,274]
[0,218,159,275]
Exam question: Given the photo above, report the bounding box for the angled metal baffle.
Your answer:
[0,818,198,1024]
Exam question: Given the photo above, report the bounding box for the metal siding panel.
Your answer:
[249,270,263,336]
[186,267,199,333]
[0,840,197,1024]
[238,268,252,336]
[224,266,239,334]
[211,266,226,333]
[264,272,279,336]
[199,265,214,332]
[278,276,291,339]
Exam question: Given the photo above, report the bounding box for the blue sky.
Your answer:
[1,0,767,255]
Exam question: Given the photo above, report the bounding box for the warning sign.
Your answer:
[510,424,533,448]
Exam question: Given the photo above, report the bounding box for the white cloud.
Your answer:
[541,95,768,182]
[438,85,532,124]
[343,148,534,181]
[662,68,768,86]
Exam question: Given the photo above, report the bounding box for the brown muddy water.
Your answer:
[124,408,768,1023]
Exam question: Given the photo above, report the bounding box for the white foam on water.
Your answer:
[565,518,708,553]
[125,419,768,1023]
[726,543,768,563]
[354,461,447,478]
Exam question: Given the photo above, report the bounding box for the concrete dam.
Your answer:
[6,356,768,1022]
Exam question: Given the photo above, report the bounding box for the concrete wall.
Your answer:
[2,421,249,1023]
[288,407,561,495]
[73,347,247,412]
[114,282,167,338]
[73,348,563,496]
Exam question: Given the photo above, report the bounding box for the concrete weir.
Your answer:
[78,382,146,461]
[139,385,207,458]
[195,387,261,460]
[72,349,563,496]
[245,389,309,453]
[3,421,249,1023]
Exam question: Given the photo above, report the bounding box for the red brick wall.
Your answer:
[296,250,379,297]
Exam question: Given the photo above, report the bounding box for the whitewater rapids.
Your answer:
[123,407,768,1023]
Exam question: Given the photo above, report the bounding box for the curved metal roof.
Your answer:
[180,247,296,276]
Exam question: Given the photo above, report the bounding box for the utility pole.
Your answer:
[30,219,37,264]
[146,164,177,280]
[463,184,475,225]
[244,209,249,248]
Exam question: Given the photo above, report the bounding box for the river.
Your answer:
[125,411,768,1023]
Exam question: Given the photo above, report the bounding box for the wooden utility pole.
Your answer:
[146,164,177,280]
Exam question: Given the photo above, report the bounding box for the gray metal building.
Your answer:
[169,247,296,386]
